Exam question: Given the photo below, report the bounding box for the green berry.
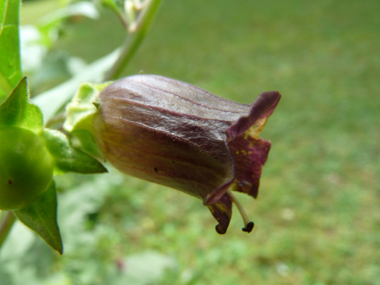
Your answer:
[0,127,54,210]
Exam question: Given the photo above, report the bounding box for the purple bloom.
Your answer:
[93,75,281,234]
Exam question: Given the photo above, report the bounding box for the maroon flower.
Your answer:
[93,75,280,234]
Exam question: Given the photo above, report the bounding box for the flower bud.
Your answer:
[93,75,280,234]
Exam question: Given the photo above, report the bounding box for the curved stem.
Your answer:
[0,211,16,251]
[104,0,163,81]
[227,190,254,233]
[227,190,250,225]
[104,1,129,30]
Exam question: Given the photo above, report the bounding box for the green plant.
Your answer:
[0,0,163,253]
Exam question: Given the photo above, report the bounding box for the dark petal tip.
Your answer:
[242,221,254,233]
[216,224,227,234]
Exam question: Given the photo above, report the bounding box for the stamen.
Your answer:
[226,190,254,233]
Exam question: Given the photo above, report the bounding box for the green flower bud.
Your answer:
[93,75,280,233]
[0,127,54,210]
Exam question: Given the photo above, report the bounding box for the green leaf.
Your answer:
[101,0,123,18]
[42,128,107,174]
[41,1,99,25]
[38,1,99,48]
[0,76,44,132]
[0,0,22,102]
[101,0,121,10]
[13,180,63,254]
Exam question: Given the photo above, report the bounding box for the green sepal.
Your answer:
[0,77,44,133]
[64,81,111,132]
[42,128,107,174]
[71,129,104,158]
[0,0,22,101]
[13,180,63,254]
[64,81,112,156]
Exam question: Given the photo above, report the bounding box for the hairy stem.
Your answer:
[104,0,162,81]
[0,211,16,250]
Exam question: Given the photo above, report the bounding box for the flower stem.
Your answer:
[227,190,254,233]
[0,211,16,251]
[104,0,163,81]
[103,1,129,30]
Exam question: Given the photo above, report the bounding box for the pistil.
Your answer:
[226,190,254,233]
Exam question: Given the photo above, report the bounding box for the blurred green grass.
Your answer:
[20,0,380,284]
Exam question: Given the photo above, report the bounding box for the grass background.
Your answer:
[12,0,380,284]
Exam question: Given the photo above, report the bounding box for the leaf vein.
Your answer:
[0,0,10,37]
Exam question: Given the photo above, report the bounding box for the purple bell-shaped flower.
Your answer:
[93,75,281,234]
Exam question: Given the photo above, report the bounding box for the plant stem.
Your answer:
[0,211,16,250]
[103,1,129,30]
[104,0,163,81]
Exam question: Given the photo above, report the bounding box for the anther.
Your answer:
[242,221,254,233]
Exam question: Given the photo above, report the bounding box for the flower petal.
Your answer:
[225,91,281,140]
[204,91,280,203]
[229,135,271,198]
[94,114,234,199]
[206,193,232,234]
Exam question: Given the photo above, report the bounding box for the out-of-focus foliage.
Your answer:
[1,171,178,285]
[20,1,100,88]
